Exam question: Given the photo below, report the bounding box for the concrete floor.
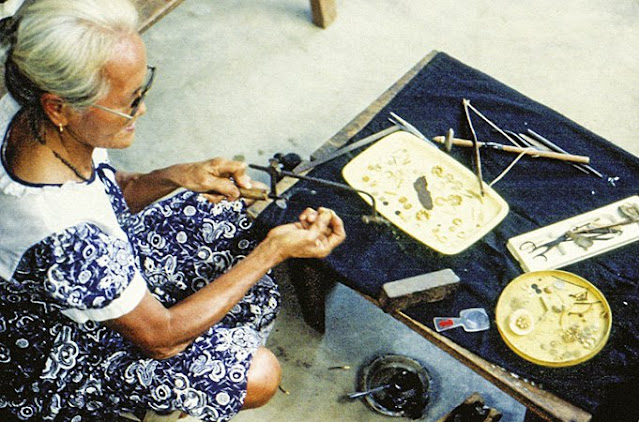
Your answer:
[109,0,639,421]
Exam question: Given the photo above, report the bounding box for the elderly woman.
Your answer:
[0,0,345,421]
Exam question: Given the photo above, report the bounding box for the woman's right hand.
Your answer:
[265,207,346,261]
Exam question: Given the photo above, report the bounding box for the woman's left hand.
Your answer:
[173,157,255,203]
[264,207,346,261]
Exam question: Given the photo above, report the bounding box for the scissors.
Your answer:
[520,204,639,261]
[519,228,619,261]
[519,233,573,261]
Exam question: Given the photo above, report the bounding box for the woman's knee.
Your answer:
[243,347,281,409]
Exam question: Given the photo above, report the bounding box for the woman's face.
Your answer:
[67,33,149,150]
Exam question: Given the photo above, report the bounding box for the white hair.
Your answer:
[8,0,139,108]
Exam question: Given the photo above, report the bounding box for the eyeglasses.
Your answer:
[91,65,156,120]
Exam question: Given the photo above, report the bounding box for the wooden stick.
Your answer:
[432,136,591,164]
[238,187,270,200]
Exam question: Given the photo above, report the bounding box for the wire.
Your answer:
[489,149,531,187]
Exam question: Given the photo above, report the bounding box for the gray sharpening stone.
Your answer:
[379,268,460,312]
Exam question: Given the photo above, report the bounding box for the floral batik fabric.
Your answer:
[0,125,280,421]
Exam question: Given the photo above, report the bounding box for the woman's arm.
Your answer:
[116,157,253,213]
[104,207,345,359]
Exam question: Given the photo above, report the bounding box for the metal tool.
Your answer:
[504,130,537,149]
[347,384,392,400]
[387,112,438,148]
[519,234,573,261]
[296,112,434,175]
[462,100,485,196]
[294,125,400,174]
[519,228,620,261]
[526,129,603,178]
[568,205,639,236]
[519,204,639,261]
[249,156,386,224]
[433,308,490,332]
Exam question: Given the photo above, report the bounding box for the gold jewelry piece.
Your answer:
[509,309,534,336]
[58,123,64,133]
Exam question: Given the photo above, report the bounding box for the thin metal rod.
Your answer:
[464,100,523,147]
[347,384,391,400]
[388,112,437,147]
[526,129,603,178]
[249,163,384,224]
[462,100,485,196]
[294,124,400,173]
[278,169,381,221]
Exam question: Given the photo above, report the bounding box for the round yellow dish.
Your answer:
[495,270,612,367]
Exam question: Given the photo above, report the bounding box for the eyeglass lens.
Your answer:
[130,66,156,116]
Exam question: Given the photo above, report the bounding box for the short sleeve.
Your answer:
[33,223,146,323]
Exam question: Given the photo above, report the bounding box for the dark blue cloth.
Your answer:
[256,52,639,421]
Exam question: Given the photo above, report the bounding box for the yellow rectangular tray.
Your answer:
[342,131,509,254]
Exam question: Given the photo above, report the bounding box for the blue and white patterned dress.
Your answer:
[0,97,280,421]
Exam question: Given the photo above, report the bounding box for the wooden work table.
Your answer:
[249,50,639,422]
[248,53,592,422]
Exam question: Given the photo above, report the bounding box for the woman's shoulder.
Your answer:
[0,163,130,281]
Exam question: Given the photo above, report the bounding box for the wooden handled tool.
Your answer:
[238,187,270,200]
[432,135,590,164]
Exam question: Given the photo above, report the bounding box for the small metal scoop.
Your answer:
[347,384,391,399]
[433,308,490,332]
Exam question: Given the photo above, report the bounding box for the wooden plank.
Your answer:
[0,0,185,99]
[131,0,186,34]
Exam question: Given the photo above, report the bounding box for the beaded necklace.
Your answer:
[28,113,91,182]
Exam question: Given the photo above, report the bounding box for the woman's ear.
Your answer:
[40,93,69,127]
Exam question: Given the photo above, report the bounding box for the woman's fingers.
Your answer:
[326,210,346,247]
[306,208,346,251]
[201,193,227,203]
[211,159,252,189]
[298,208,318,229]
[183,158,278,205]
[204,179,241,200]
[177,158,255,201]
[266,208,346,260]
